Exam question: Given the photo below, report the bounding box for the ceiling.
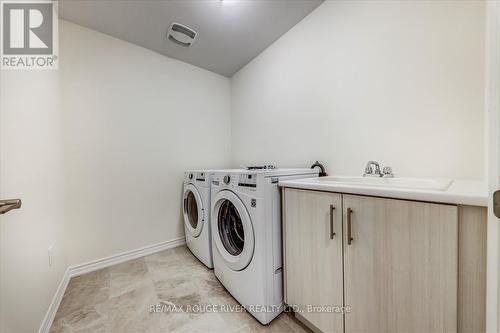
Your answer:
[59,0,323,77]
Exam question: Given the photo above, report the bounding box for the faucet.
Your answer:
[310,161,327,177]
[364,161,382,177]
[363,161,394,178]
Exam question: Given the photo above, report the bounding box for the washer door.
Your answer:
[212,190,254,271]
[183,184,204,237]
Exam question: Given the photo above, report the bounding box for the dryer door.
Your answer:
[183,184,204,237]
[212,190,255,271]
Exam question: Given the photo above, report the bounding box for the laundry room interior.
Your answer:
[0,0,499,332]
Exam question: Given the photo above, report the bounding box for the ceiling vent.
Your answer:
[167,23,197,47]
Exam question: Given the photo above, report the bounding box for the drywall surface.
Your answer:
[60,21,231,265]
[0,70,67,332]
[231,0,486,179]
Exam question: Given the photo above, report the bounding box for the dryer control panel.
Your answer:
[185,171,211,187]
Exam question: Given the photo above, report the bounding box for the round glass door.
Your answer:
[218,200,245,255]
[183,184,204,237]
[212,190,254,271]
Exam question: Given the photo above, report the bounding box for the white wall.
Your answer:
[231,0,486,180]
[0,70,66,332]
[60,21,231,266]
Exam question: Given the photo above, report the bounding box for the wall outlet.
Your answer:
[48,245,54,267]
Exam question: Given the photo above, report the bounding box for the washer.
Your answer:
[183,169,243,268]
[182,170,215,268]
[210,168,319,324]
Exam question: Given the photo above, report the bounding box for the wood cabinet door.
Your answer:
[283,188,344,333]
[342,194,458,333]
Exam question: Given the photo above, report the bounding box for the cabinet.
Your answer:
[283,189,343,333]
[342,194,457,333]
[283,188,460,333]
[457,206,487,333]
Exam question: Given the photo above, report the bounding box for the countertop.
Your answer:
[279,177,488,207]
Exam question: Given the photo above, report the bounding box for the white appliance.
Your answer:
[210,167,319,324]
[182,170,215,268]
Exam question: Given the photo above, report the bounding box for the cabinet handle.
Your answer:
[347,208,353,245]
[329,205,336,239]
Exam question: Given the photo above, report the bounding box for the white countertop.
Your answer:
[279,177,488,207]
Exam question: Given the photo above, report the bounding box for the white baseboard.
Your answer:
[68,237,186,278]
[37,268,70,333]
[38,237,185,333]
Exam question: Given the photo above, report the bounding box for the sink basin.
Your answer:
[316,176,453,191]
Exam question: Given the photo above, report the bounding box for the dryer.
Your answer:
[210,168,319,324]
[182,170,214,268]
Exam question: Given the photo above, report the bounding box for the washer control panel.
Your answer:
[212,173,255,189]
[238,173,257,188]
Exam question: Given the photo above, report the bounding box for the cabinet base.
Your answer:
[292,311,324,333]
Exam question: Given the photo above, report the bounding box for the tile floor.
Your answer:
[49,246,309,333]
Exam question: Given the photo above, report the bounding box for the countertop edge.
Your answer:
[279,180,488,207]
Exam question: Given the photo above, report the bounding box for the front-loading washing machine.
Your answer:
[210,167,319,324]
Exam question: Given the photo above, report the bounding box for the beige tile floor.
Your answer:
[49,246,310,333]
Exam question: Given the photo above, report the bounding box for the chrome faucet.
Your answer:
[364,161,382,177]
[363,161,394,178]
[382,166,394,178]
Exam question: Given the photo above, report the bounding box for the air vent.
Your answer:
[167,23,197,47]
